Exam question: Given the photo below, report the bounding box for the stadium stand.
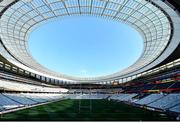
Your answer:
[170,104,180,113]
[148,94,180,110]
[134,94,165,105]
[0,79,68,93]
[0,94,23,110]
[109,94,137,102]
[0,93,65,113]
[65,93,110,99]
[3,93,37,105]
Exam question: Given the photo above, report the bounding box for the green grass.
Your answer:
[0,99,174,121]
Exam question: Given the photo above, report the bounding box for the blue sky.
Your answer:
[28,16,143,77]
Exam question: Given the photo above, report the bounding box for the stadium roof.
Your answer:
[0,0,180,83]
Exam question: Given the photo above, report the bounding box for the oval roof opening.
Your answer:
[28,16,143,78]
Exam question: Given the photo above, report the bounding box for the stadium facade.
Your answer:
[0,0,180,120]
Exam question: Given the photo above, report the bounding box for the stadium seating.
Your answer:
[3,93,37,105]
[0,106,4,111]
[148,94,180,109]
[134,94,164,105]
[170,104,180,113]
[0,94,23,110]
[20,93,66,103]
[65,94,110,99]
[151,82,173,90]
[0,93,65,112]
[121,94,137,101]
[0,79,68,93]
[169,82,180,89]
[108,93,180,114]
[110,94,137,102]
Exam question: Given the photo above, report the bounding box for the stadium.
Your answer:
[0,0,180,121]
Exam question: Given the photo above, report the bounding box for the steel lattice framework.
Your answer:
[0,0,180,83]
